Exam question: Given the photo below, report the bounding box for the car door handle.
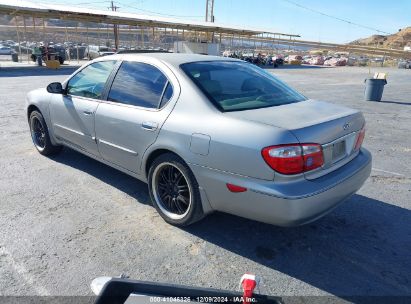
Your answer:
[141,121,158,131]
[83,110,94,115]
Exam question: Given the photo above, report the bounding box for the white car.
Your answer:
[86,45,115,60]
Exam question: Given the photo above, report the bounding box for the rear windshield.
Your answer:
[181,61,306,112]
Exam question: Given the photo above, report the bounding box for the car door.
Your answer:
[49,60,117,156]
[95,60,176,174]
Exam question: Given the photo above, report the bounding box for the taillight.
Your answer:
[262,143,324,175]
[354,127,366,150]
[302,144,324,171]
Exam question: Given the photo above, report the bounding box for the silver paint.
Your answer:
[26,53,372,226]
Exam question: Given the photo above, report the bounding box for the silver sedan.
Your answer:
[26,53,372,226]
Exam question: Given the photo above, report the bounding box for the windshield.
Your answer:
[181,61,306,112]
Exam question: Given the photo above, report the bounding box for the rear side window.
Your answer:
[181,61,306,112]
[67,60,116,99]
[108,61,171,109]
[159,83,173,108]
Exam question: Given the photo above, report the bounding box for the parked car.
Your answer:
[50,44,66,64]
[287,55,303,65]
[398,60,411,69]
[86,45,115,60]
[31,44,66,64]
[0,46,14,55]
[26,54,371,227]
[67,45,87,60]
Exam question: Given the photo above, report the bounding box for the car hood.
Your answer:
[225,99,364,144]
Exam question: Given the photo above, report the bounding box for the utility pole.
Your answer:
[205,0,214,22]
[110,1,120,51]
[205,0,215,43]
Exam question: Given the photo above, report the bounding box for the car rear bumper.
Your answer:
[191,148,372,226]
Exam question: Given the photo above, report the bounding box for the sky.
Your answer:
[39,0,411,43]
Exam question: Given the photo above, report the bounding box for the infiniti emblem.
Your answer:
[343,122,351,130]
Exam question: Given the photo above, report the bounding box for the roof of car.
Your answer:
[103,52,239,67]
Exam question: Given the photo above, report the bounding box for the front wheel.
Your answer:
[29,110,62,156]
[148,153,204,226]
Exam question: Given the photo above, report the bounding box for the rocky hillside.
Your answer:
[350,27,411,49]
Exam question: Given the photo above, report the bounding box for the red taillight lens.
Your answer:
[354,127,366,150]
[262,143,323,175]
[261,144,303,174]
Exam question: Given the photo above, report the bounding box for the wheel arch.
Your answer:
[144,148,182,178]
[26,96,59,146]
[27,104,41,120]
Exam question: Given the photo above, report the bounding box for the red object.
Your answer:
[240,274,258,304]
[226,183,247,193]
[262,143,324,175]
[355,127,366,151]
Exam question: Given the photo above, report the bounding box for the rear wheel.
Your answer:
[148,153,204,226]
[29,110,62,156]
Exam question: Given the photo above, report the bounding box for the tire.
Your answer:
[29,110,62,156]
[58,57,64,64]
[148,153,204,226]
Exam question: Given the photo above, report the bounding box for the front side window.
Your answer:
[108,61,171,109]
[67,60,116,99]
[181,61,307,112]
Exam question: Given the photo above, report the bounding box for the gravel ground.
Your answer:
[0,65,410,303]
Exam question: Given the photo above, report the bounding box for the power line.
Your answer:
[40,0,111,5]
[42,0,203,20]
[75,1,111,5]
[279,0,391,35]
[116,1,204,19]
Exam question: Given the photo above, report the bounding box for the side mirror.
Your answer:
[47,82,64,94]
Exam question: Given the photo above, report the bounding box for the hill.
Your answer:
[350,27,411,49]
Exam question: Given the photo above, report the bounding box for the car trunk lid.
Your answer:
[226,99,365,179]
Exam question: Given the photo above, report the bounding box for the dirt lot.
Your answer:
[0,65,410,303]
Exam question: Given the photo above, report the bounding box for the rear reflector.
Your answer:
[226,183,247,193]
[262,143,324,175]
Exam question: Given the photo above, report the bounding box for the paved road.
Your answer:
[0,66,410,302]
